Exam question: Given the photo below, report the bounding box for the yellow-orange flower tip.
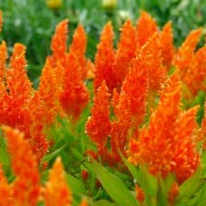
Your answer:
[44,157,72,206]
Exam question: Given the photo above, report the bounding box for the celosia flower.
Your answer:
[128,72,200,183]
[136,11,158,47]
[39,59,60,124]
[160,21,175,71]
[0,41,7,82]
[113,19,137,91]
[69,24,88,80]
[59,52,89,123]
[43,157,72,206]
[0,43,48,162]
[173,28,202,79]
[110,55,148,156]
[168,182,179,204]
[140,32,167,93]
[50,19,69,67]
[94,21,116,92]
[183,45,206,97]
[0,164,11,206]
[135,185,145,204]
[86,81,111,146]
[2,126,40,206]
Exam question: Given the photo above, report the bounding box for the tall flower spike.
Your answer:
[59,52,89,123]
[50,19,69,67]
[140,32,166,93]
[39,59,59,124]
[128,72,181,177]
[0,41,7,81]
[86,81,111,147]
[7,43,32,101]
[69,24,87,79]
[110,55,148,157]
[173,28,202,79]
[2,126,40,206]
[183,45,206,97]
[136,11,158,47]
[160,21,175,71]
[43,157,72,206]
[114,19,137,91]
[172,106,200,183]
[0,164,11,206]
[94,21,116,92]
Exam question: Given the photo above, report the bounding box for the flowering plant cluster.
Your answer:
[0,10,206,206]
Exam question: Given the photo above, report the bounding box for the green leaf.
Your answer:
[92,161,139,206]
[176,167,202,203]
[0,135,10,174]
[92,200,119,206]
[41,145,66,163]
[65,173,87,195]
[120,152,157,206]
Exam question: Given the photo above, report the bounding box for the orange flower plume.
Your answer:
[114,19,137,91]
[140,32,166,93]
[69,24,87,79]
[50,19,69,67]
[59,52,89,123]
[86,81,111,147]
[0,41,7,82]
[110,56,148,156]
[173,28,202,79]
[94,21,116,92]
[39,59,60,124]
[2,126,40,206]
[43,157,72,206]
[183,45,206,97]
[0,164,11,206]
[0,43,48,162]
[160,21,175,70]
[136,11,158,47]
[128,72,200,183]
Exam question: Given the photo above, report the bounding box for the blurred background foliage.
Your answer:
[0,0,206,86]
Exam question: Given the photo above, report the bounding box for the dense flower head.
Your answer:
[69,24,88,80]
[113,19,137,91]
[173,28,202,79]
[86,81,111,146]
[128,72,200,183]
[140,32,167,93]
[59,52,89,123]
[94,21,116,92]
[160,21,175,70]
[50,19,69,67]
[0,41,7,81]
[43,157,72,206]
[2,126,40,206]
[136,10,158,47]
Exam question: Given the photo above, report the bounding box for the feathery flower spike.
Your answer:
[0,164,11,206]
[86,81,111,147]
[0,41,7,81]
[173,28,202,79]
[43,157,72,206]
[114,19,137,90]
[160,21,175,71]
[94,21,116,92]
[70,24,87,79]
[59,52,89,123]
[50,19,69,67]
[136,11,158,47]
[2,126,40,206]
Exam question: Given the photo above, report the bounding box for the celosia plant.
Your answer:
[1,9,206,206]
